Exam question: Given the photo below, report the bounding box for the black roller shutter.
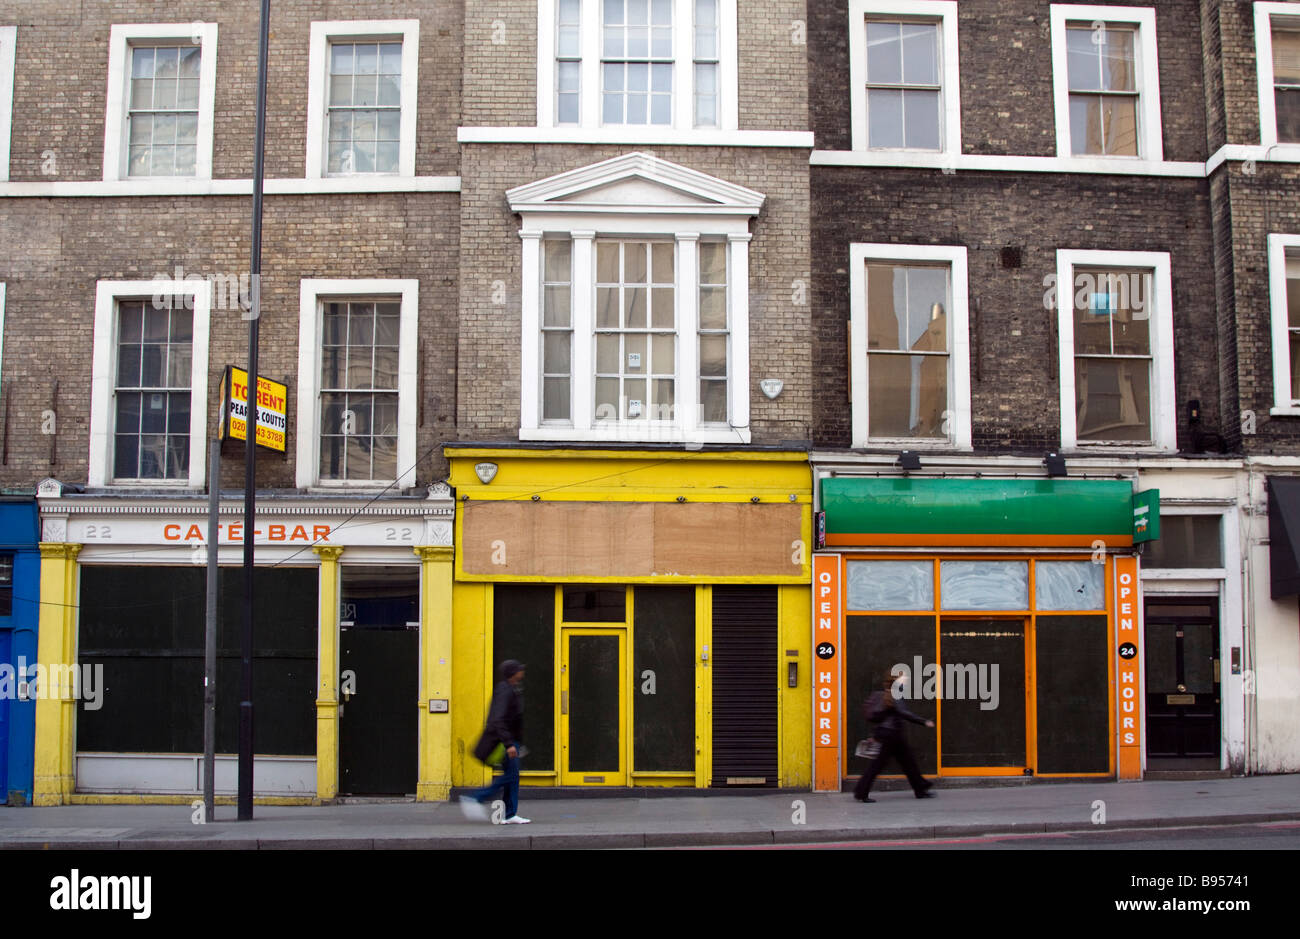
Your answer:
[711,585,778,787]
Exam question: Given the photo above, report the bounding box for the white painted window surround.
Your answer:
[1055,249,1176,452]
[296,280,419,490]
[508,152,761,445]
[0,26,16,183]
[1256,2,1300,149]
[306,20,420,179]
[848,0,961,157]
[1268,234,1300,415]
[0,282,6,386]
[536,0,738,132]
[89,280,212,489]
[103,23,218,182]
[848,243,971,451]
[1049,5,1163,162]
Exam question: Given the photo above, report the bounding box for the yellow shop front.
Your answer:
[446,447,812,791]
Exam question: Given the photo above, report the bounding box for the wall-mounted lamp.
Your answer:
[474,462,498,484]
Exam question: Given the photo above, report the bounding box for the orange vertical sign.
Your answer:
[1114,555,1142,779]
[813,554,842,792]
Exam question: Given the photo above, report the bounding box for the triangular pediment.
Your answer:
[507,152,765,216]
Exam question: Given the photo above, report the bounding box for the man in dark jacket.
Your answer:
[853,671,935,803]
[461,660,529,823]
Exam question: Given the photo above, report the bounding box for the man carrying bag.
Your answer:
[461,660,530,824]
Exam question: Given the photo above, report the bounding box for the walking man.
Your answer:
[854,670,936,803]
[461,659,529,824]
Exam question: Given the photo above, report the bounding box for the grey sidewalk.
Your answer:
[2,775,1297,849]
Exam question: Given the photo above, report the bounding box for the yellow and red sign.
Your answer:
[1114,556,1142,779]
[813,554,842,791]
[221,366,288,452]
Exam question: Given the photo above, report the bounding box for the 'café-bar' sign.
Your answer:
[220,366,288,452]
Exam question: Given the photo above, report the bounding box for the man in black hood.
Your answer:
[462,660,528,823]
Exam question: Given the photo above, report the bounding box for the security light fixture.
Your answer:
[898,451,922,471]
[1045,452,1068,477]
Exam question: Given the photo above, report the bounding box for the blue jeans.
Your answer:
[469,749,520,818]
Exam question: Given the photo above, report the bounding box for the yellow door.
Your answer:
[560,627,627,785]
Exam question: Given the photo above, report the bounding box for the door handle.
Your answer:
[561,690,569,715]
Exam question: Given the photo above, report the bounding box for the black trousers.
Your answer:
[853,733,930,798]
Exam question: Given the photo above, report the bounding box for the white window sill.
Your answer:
[1270,406,1300,417]
[459,126,814,148]
[521,425,753,445]
[854,439,973,452]
[812,150,1206,176]
[0,176,461,198]
[1062,444,1176,456]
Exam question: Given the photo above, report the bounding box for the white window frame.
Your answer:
[89,279,212,488]
[1268,233,1300,415]
[305,20,420,179]
[102,23,219,182]
[0,26,16,183]
[1256,2,1300,150]
[1055,249,1175,451]
[848,0,961,156]
[296,279,419,490]
[0,282,6,386]
[536,0,738,131]
[848,243,971,451]
[1049,5,1163,162]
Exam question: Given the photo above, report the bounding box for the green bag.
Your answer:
[485,743,506,767]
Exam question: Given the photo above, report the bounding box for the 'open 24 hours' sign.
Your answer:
[220,366,288,452]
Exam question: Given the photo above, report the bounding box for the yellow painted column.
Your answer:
[33,543,81,806]
[779,584,813,788]
[415,545,454,801]
[313,545,344,801]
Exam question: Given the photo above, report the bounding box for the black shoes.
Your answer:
[857,797,876,803]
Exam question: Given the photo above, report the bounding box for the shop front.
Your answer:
[447,447,812,790]
[32,483,454,804]
[812,474,1152,789]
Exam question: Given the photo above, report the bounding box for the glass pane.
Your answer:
[651,334,675,374]
[1035,561,1105,611]
[543,377,571,421]
[699,287,727,330]
[625,243,648,282]
[866,22,902,85]
[700,335,726,377]
[545,240,572,282]
[493,585,555,771]
[867,88,904,148]
[1070,94,1102,155]
[1276,29,1300,83]
[596,288,619,328]
[939,618,1026,767]
[1279,88,1300,143]
[595,377,620,419]
[372,348,399,389]
[131,78,153,110]
[544,332,571,374]
[868,353,947,438]
[377,75,401,108]
[1102,28,1136,91]
[375,305,400,345]
[651,287,674,328]
[115,392,141,433]
[132,47,155,80]
[117,344,141,387]
[699,379,727,423]
[900,23,938,85]
[940,561,1029,610]
[700,242,726,284]
[372,396,398,434]
[330,74,353,107]
[331,44,354,75]
[568,634,621,772]
[1144,621,1178,693]
[624,378,646,418]
[846,560,934,610]
[114,434,139,478]
[633,587,695,772]
[1183,622,1216,693]
[1101,96,1139,155]
[154,47,178,80]
[544,286,572,327]
[563,585,625,622]
[380,43,402,74]
[597,243,620,282]
[1075,358,1151,441]
[651,379,674,416]
[624,287,647,328]
[1072,269,1152,355]
[1142,515,1223,569]
[903,89,941,149]
[558,91,580,124]
[652,242,674,282]
[1066,27,1100,90]
[140,345,164,387]
[596,334,620,373]
[625,333,647,373]
[846,614,938,775]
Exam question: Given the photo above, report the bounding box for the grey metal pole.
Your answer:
[239,0,271,821]
[204,438,219,823]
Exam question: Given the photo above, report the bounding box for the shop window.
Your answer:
[1141,515,1223,569]
[562,585,626,621]
[1035,614,1110,773]
[0,553,12,616]
[493,585,558,772]
[306,20,419,178]
[1055,249,1175,451]
[296,280,418,490]
[847,559,933,610]
[1049,5,1163,161]
[632,586,694,772]
[103,23,218,182]
[940,560,1029,611]
[849,243,971,449]
[538,0,738,131]
[1035,560,1105,610]
[845,614,938,775]
[1255,4,1300,148]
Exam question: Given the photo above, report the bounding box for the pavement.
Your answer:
[1,775,1297,849]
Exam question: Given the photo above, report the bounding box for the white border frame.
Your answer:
[848,243,971,451]
[296,279,419,491]
[89,279,212,488]
[1049,5,1163,162]
[1056,249,1176,452]
[103,23,219,183]
[848,0,961,156]
[536,0,738,132]
[305,20,420,180]
[1268,233,1300,415]
[1256,2,1300,150]
[0,26,16,183]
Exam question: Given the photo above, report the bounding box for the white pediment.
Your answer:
[507,152,765,217]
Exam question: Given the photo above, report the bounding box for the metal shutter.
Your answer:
[710,585,778,787]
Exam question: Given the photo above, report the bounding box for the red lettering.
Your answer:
[229,524,242,542]
[313,525,331,542]
[269,524,285,541]
[290,525,308,542]
[185,524,203,541]
[164,524,181,541]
